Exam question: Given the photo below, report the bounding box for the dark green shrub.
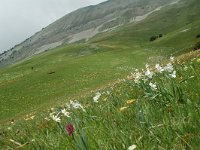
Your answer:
[149,34,163,42]
[196,34,200,38]
[194,41,200,50]
[159,34,163,38]
[149,35,158,42]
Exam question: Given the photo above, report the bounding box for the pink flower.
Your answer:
[66,123,74,136]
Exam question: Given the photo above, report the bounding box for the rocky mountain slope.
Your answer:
[0,0,176,67]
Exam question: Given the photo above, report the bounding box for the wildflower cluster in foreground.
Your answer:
[131,57,177,92]
[49,100,86,123]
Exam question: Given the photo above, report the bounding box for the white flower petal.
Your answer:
[164,63,174,72]
[170,71,176,78]
[145,69,153,78]
[155,64,164,73]
[149,82,157,90]
[61,109,70,117]
[93,92,101,103]
[128,144,137,150]
[51,114,61,123]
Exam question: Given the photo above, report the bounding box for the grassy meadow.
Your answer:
[0,43,159,122]
[0,0,200,149]
[0,0,200,122]
[0,50,200,149]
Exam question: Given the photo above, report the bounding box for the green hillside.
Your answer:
[91,0,200,52]
[1,50,199,149]
[0,0,199,123]
[0,0,200,149]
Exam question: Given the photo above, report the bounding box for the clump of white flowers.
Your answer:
[130,57,178,90]
[93,92,101,103]
[145,68,154,79]
[50,113,61,123]
[68,100,86,112]
[169,70,176,78]
[155,64,164,73]
[61,108,70,117]
[131,71,142,84]
[149,82,157,90]
[144,64,154,79]
[164,63,174,72]
[49,100,86,122]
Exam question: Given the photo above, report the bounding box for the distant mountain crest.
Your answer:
[0,0,177,67]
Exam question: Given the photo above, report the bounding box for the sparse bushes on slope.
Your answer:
[159,33,163,38]
[149,35,158,42]
[149,33,163,42]
[194,41,200,50]
[196,34,200,38]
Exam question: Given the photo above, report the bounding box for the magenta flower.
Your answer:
[66,123,74,136]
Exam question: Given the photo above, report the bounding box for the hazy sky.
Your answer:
[0,0,106,53]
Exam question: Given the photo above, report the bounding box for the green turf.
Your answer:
[0,50,199,149]
[0,0,200,149]
[0,0,200,122]
[0,43,155,121]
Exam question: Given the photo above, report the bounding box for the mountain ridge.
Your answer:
[0,0,175,67]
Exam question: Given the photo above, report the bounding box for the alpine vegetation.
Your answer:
[0,0,200,149]
[1,51,200,149]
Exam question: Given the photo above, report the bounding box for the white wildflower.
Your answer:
[44,117,50,121]
[128,144,137,150]
[70,100,86,112]
[49,112,55,117]
[145,64,149,69]
[164,63,174,72]
[189,76,195,79]
[170,71,176,78]
[61,109,70,117]
[155,64,164,73]
[93,92,101,103]
[170,56,174,62]
[134,71,142,83]
[51,114,61,123]
[66,103,71,110]
[149,82,157,90]
[70,100,80,108]
[184,66,188,71]
[145,69,153,79]
[30,115,35,120]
